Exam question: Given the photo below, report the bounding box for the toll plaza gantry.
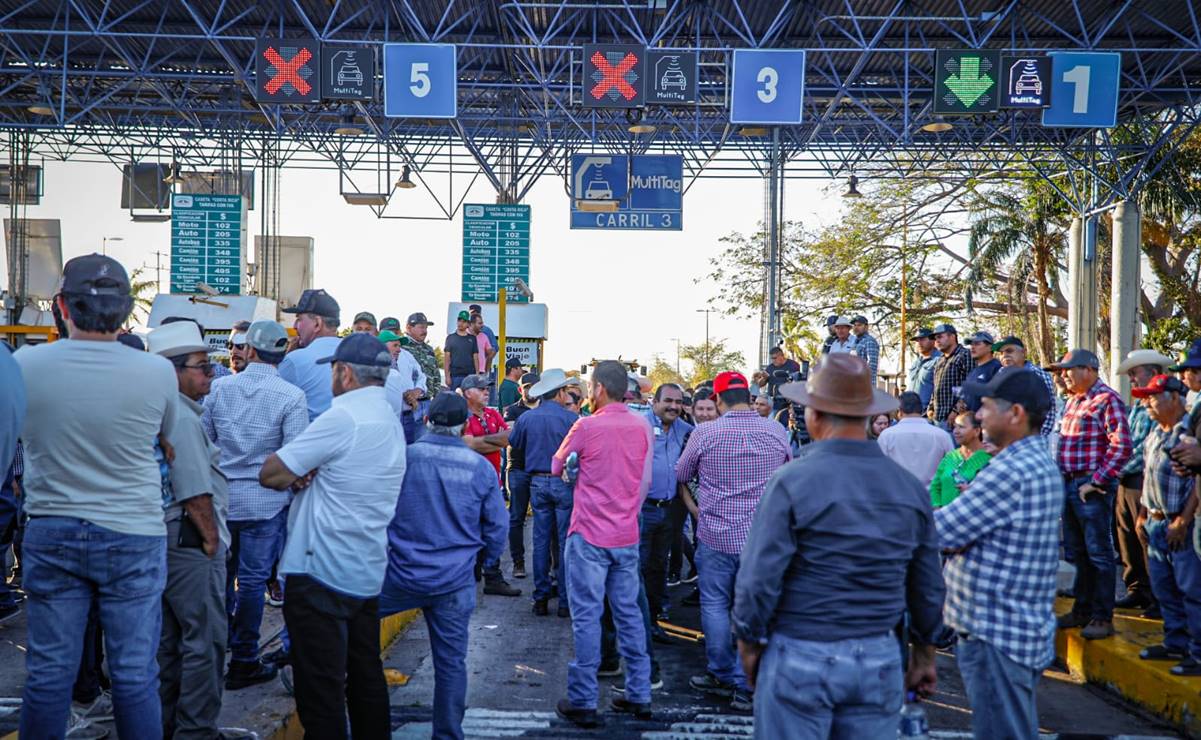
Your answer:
[3,0,1201,371]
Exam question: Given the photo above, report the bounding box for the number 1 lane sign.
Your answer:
[730,49,806,125]
[384,43,457,119]
[1042,52,1121,128]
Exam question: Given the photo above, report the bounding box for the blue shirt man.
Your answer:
[908,328,941,408]
[381,392,507,740]
[641,384,693,629]
[509,369,579,613]
[279,288,343,420]
[0,342,25,481]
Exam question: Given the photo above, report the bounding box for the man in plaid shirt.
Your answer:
[851,315,880,385]
[994,336,1059,438]
[1132,375,1201,675]
[926,323,974,426]
[676,371,790,713]
[1051,349,1132,640]
[936,367,1060,740]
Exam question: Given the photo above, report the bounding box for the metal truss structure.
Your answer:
[0,0,1198,214]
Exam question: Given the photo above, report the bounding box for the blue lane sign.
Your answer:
[383,43,456,118]
[730,49,806,125]
[570,155,682,230]
[1042,52,1121,128]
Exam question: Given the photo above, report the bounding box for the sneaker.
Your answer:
[262,647,291,666]
[597,661,623,678]
[533,599,549,616]
[730,689,753,713]
[1056,612,1089,630]
[64,717,109,739]
[265,582,284,608]
[1140,644,1186,661]
[666,574,682,588]
[556,697,602,728]
[1081,619,1115,640]
[225,659,279,690]
[0,603,19,625]
[1116,592,1153,610]
[612,673,663,693]
[1172,657,1201,676]
[483,575,522,597]
[610,697,652,720]
[690,672,734,697]
[72,691,113,722]
[513,562,527,579]
[681,570,699,584]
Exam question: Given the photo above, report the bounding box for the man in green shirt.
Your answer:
[499,357,525,409]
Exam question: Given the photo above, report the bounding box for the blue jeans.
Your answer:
[565,534,651,708]
[507,469,531,565]
[227,508,288,662]
[1147,518,1201,660]
[531,476,572,602]
[1062,476,1116,620]
[380,585,477,740]
[20,517,166,740]
[957,636,1039,740]
[698,542,749,691]
[0,484,18,608]
[753,631,902,740]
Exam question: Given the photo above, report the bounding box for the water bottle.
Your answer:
[565,451,579,483]
[899,692,929,739]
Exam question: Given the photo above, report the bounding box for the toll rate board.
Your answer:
[170,193,247,295]
[461,203,531,304]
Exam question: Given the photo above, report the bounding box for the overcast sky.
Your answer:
[7,158,843,374]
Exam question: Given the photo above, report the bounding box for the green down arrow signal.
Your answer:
[945,56,994,108]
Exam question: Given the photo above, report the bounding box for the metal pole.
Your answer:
[899,211,908,386]
[767,127,781,360]
[1110,200,1141,395]
[497,287,507,409]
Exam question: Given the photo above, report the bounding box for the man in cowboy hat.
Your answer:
[508,368,579,617]
[733,353,944,738]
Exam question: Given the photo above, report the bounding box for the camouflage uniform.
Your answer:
[403,336,442,398]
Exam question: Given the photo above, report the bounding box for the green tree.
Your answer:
[647,355,685,389]
[680,338,745,387]
[127,267,157,326]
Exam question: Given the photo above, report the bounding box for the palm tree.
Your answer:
[127,266,157,326]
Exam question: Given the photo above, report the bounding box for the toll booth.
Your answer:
[446,302,548,373]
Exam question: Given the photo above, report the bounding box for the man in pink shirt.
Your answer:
[551,360,654,726]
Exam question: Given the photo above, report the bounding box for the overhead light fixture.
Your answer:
[842,174,863,199]
[394,165,416,190]
[626,109,656,134]
[27,104,53,116]
[342,192,390,206]
[921,118,954,133]
[575,199,619,213]
[738,126,770,137]
[130,213,172,223]
[334,113,363,136]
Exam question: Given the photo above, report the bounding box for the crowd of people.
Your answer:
[3,252,1201,740]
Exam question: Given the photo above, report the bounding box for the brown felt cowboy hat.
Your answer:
[778,353,899,417]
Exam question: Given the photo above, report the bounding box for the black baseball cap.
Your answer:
[851,315,868,325]
[406,312,434,327]
[352,311,377,326]
[428,392,468,426]
[460,374,491,391]
[992,335,1024,352]
[505,357,524,371]
[961,367,1051,416]
[931,322,957,336]
[910,327,935,340]
[59,254,130,296]
[520,372,540,388]
[968,331,995,345]
[283,289,340,321]
[1047,348,1100,371]
[379,317,401,332]
[825,315,839,327]
[468,304,483,314]
[316,333,392,367]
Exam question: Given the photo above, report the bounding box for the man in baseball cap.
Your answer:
[1054,348,1133,640]
[401,313,441,406]
[280,289,343,420]
[928,323,974,426]
[851,316,881,385]
[1169,339,1201,411]
[936,366,1062,737]
[991,337,1058,438]
[352,312,378,335]
[964,331,1002,401]
[908,327,941,409]
[499,356,525,409]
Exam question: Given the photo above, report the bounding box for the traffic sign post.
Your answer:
[255,39,321,104]
[582,44,645,108]
[1000,56,1051,108]
[462,204,531,304]
[646,50,697,104]
[1042,52,1121,128]
[730,49,806,125]
[170,194,247,295]
[933,49,1000,114]
[384,43,457,118]
[321,46,375,100]
[570,155,682,230]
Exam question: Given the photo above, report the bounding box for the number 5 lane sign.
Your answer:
[384,43,457,118]
[730,49,806,125]
[1042,52,1121,128]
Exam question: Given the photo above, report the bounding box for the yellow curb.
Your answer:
[1055,597,1201,736]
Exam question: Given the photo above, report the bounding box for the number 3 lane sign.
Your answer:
[384,43,457,118]
[731,49,806,125]
[1042,52,1121,128]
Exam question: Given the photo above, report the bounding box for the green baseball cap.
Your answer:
[378,330,403,343]
[457,310,471,322]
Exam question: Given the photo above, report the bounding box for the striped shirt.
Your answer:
[202,362,309,521]
[1142,420,1194,515]
[676,408,791,555]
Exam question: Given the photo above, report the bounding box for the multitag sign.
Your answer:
[569,155,683,230]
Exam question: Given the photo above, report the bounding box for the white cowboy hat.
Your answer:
[529,368,571,398]
[147,322,208,359]
[1116,349,1175,376]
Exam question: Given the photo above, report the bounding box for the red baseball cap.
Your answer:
[1132,374,1189,398]
[713,371,749,394]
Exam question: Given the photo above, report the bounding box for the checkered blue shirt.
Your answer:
[202,363,309,521]
[676,408,791,555]
[935,434,1062,670]
[1025,362,1059,438]
[854,332,880,384]
[1142,420,1194,515]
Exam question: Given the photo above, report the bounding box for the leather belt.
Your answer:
[643,498,672,509]
[1149,510,1175,521]
[530,472,557,477]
